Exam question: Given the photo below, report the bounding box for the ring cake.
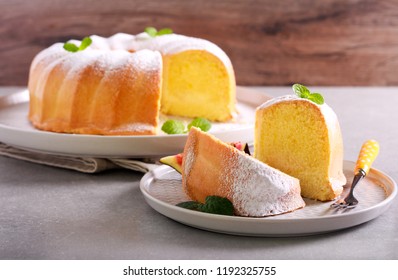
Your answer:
[28,32,236,135]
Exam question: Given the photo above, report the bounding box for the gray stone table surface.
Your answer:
[0,86,397,259]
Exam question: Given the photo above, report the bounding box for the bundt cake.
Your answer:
[254,93,346,201]
[28,32,236,135]
[178,127,305,217]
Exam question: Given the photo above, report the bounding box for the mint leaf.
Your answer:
[145,27,157,37]
[79,37,92,51]
[292,84,310,98]
[63,37,92,53]
[187,117,212,132]
[176,196,234,216]
[145,27,173,37]
[161,120,185,134]
[307,92,324,105]
[157,28,173,36]
[162,117,211,134]
[199,196,234,216]
[292,84,325,105]
[63,42,79,52]
[176,201,201,210]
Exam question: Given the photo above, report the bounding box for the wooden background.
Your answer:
[2,0,398,86]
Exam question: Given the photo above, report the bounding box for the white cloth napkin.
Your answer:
[0,142,159,173]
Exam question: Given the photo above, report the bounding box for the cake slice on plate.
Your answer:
[254,85,346,201]
[162,127,305,217]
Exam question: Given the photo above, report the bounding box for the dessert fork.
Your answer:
[331,140,380,209]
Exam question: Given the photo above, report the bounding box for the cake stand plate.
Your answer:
[0,87,267,158]
[140,161,397,237]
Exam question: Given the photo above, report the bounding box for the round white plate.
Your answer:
[0,87,269,158]
[140,161,397,236]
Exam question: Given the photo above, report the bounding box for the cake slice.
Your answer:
[176,127,305,217]
[254,92,346,201]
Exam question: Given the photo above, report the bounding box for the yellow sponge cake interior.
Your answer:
[161,50,236,122]
[254,95,346,201]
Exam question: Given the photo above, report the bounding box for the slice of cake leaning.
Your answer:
[254,94,346,201]
[180,127,305,217]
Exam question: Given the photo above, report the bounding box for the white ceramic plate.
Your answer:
[0,87,269,158]
[140,161,397,236]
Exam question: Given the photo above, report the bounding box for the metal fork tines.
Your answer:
[331,140,379,210]
[331,170,365,209]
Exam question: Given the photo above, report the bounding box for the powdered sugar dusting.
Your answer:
[257,94,338,126]
[128,33,233,69]
[61,50,103,79]
[257,94,299,110]
[183,138,196,177]
[30,43,67,72]
[101,33,133,50]
[34,33,230,83]
[35,32,231,78]
[128,49,162,73]
[180,129,304,217]
[39,42,161,82]
[231,152,302,217]
[30,44,72,102]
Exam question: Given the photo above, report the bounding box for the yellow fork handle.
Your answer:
[354,140,380,175]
